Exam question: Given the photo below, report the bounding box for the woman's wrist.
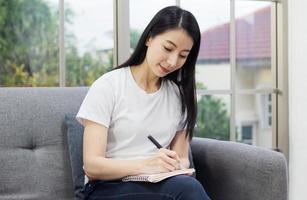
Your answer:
[128,159,146,175]
[180,158,190,169]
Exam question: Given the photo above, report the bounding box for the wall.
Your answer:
[288,0,307,199]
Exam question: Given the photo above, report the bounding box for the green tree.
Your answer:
[65,47,112,86]
[195,83,230,140]
[0,0,111,87]
[0,0,59,86]
[130,29,141,49]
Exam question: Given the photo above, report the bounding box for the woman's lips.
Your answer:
[159,64,170,73]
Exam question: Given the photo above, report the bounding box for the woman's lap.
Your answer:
[84,175,211,200]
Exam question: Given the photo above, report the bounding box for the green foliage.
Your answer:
[0,0,111,87]
[65,48,112,86]
[1,61,35,86]
[195,82,230,140]
[195,95,230,140]
[0,0,59,86]
[130,29,141,49]
[196,82,207,90]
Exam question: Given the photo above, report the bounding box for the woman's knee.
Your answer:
[171,175,202,189]
[169,175,211,200]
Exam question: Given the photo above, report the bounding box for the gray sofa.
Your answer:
[0,87,288,200]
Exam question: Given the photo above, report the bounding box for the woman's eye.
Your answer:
[163,46,172,52]
[180,55,187,59]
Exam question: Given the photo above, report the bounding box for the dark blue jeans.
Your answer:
[84,175,211,200]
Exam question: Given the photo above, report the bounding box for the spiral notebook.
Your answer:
[122,168,195,183]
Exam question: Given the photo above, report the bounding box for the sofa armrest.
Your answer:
[191,137,288,200]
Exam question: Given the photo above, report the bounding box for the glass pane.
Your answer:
[65,0,114,86]
[129,0,175,50]
[235,1,273,89]
[0,0,59,87]
[235,94,273,148]
[195,94,230,140]
[181,0,231,90]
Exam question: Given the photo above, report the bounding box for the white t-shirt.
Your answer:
[76,67,186,160]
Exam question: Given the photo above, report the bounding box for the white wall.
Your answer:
[288,0,307,199]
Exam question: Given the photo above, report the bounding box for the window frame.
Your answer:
[57,0,288,160]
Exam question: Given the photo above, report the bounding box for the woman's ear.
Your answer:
[145,36,152,46]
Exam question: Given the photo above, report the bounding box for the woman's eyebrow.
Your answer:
[166,40,190,52]
[166,40,177,47]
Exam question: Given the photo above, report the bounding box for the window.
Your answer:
[235,1,273,90]
[65,0,113,86]
[195,95,230,141]
[180,0,279,149]
[0,0,59,87]
[242,126,252,140]
[182,0,231,91]
[181,0,232,141]
[235,93,272,147]
[0,0,113,87]
[1,0,288,153]
[241,125,253,145]
[129,0,175,51]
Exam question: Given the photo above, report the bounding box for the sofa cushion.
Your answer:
[0,88,89,200]
[65,114,85,200]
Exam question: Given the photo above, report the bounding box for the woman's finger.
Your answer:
[160,148,180,162]
[158,150,180,169]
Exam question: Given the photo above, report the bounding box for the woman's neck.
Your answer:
[130,63,161,93]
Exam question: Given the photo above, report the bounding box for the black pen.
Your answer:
[147,135,184,169]
[147,135,163,149]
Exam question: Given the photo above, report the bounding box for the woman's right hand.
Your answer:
[139,148,181,174]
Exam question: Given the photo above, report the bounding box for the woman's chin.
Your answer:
[156,71,168,78]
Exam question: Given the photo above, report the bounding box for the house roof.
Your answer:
[198,6,271,62]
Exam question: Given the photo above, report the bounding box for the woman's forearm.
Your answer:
[84,156,144,181]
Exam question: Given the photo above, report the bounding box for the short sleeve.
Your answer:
[76,77,114,128]
[177,109,187,132]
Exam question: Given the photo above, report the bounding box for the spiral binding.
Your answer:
[122,175,150,182]
[121,168,195,183]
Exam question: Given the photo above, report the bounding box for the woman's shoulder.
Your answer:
[93,67,127,87]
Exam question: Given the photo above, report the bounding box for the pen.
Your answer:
[147,135,163,149]
[147,135,184,169]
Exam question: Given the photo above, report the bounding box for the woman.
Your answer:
[77,5,211,200]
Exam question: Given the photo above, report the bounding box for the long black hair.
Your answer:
[117,6,201,141]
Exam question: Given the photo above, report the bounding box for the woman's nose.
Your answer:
[167,54,178,68]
